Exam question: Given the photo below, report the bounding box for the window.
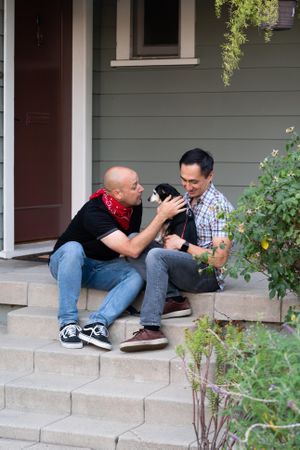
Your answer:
[111,0,198,67]
[133,0,179,57]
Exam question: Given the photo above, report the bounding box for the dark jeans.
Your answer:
[128,244,219,327]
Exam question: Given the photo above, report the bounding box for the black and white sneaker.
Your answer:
[59,323,83,349]
[79,322,112,350]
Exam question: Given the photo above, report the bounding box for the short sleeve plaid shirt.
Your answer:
[184,183,234,288]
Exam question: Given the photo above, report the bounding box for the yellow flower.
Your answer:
[286,126,295,134]
[261,239,269,250]
[268,420,276,431]
[238,223,245,233]
[291,314,297,322]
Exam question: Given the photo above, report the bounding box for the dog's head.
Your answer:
[148,183,181,204]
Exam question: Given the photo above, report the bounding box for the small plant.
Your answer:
[178,317,300,449]
[215,0,279,86]
[176,317,245,449]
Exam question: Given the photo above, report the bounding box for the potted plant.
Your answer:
[215,0,298,86]
[273,0,297,29]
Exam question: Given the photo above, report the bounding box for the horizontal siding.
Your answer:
[93,92,300,117]
[92,139,288,163]
[92,0,300,228]
[93,116,298,139]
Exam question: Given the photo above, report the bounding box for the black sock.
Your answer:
[144,325,160,331]
[168,295,185,303]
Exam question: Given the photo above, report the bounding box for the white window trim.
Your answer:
[111,0,199,67]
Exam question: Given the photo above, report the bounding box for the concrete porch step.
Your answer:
[117,423,197,450]
[0,333,190,382]
[0,438,92,450]
[3,369,194,423]
[5,372,97,415]
[7,306,197,347]
[1,259,299,326]
[0,409,198,450]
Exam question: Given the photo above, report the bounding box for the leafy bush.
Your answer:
[223,128,300,300]
[225,319,300,448]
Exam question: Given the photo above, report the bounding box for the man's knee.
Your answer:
[145,247,165,266]
[57,241,85,265]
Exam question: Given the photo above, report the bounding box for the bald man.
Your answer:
[49,166,185,350]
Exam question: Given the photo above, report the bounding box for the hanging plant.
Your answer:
[215,0,293,86]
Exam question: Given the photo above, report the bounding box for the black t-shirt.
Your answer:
[52,196,142,261]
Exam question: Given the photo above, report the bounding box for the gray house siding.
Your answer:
[93,0,300,226]
[0,0,3,249]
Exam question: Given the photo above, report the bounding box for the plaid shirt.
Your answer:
[184,183,234,288]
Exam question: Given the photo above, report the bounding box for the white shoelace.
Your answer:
[92,324,109,338]
[60,323,81,339]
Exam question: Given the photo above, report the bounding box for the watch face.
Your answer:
[181,241,189,252]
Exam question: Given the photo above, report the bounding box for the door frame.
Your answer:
[0,0,93,258]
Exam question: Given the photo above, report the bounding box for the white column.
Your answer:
[72,0,93,216]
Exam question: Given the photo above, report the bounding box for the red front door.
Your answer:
[14,0,72,243]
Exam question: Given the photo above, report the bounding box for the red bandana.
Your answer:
[89,188,133,230]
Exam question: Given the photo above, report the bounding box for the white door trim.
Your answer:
[1,0,15,258]
[0,0,93,258]
[72,0,93,216]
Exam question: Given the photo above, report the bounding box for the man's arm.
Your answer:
[164,235,232,269]
[101,196,186,258]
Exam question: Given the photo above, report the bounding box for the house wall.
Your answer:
[0,0,3,249]
[93,0,300,226]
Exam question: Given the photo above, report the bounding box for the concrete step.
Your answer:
[145,383,193,426]
[7,306,197,347]
[117,423,197,450]
[71,377,168,423]
[41,415,141,450]
[0,439,92,450]
[3,370,193,425]
[0,409,68,442]
[0,334,53,372]
[0,334,190,383]
[0,409,198,450]
[5,372,97,415]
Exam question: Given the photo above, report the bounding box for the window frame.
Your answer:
[111,0,199,67]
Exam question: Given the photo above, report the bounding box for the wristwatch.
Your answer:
[180,241,190,252]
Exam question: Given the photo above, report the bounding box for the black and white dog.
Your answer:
[148,183,198,245]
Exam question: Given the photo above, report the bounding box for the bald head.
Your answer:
[104,166,137,192]
[103,166,144,207]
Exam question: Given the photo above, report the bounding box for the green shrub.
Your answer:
[222,128,300,300]
[177,317,300,449]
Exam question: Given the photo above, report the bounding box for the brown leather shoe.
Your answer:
[120,328,168,352]
[161,297,192,319]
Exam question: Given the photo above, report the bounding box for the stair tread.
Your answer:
[117,422,197,450]
[6,372,97,391]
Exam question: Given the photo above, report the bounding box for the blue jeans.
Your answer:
[49,241,144,327]
[128,246,219,327]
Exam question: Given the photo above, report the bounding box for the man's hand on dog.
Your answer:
[157,195,186,221]
[163,234,184,250]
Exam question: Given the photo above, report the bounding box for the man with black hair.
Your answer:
[120,149,234,352]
